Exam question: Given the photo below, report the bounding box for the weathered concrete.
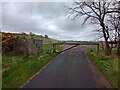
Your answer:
[13,38,43,56]
[33,39,43,53]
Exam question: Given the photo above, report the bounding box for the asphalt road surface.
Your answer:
[23,47,102,88]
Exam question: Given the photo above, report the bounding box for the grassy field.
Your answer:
[32,35,58,44]
[87,48,119,88]
[2,44,61,88]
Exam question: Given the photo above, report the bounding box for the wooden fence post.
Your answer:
[97,44,99,54]
[52,44,56,53]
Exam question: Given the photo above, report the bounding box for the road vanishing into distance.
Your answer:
[23,45,110,88]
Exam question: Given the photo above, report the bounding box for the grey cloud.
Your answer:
[2,2,97,41]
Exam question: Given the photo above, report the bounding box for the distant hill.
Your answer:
[31,34,58,44]
[1,32,59,54]
[1,32,59,45]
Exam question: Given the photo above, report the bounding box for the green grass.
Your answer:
[43,44,62,53]
[2,44,61,88]
[87,48,119,88]
[32,35,58,44]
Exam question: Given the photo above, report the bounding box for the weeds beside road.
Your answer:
[2,44,60,88]
[87,48,119,88]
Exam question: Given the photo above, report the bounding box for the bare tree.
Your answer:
[107,13,120,50]
[67,0,120,55]
[104,1,120,55]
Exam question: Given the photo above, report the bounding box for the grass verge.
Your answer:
[2,45,60,88]
[87,48,119,88]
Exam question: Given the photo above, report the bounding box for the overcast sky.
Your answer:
[2,2,99,41]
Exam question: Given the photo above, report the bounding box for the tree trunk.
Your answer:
[100,21,111,55]
[105,42,111,55]
[100,41,105,51]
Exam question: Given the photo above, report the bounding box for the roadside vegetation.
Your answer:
[2,32,61,88]
[2,43,61,88]
[87,48,119,88]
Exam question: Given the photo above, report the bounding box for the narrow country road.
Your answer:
[23,46,109,88]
